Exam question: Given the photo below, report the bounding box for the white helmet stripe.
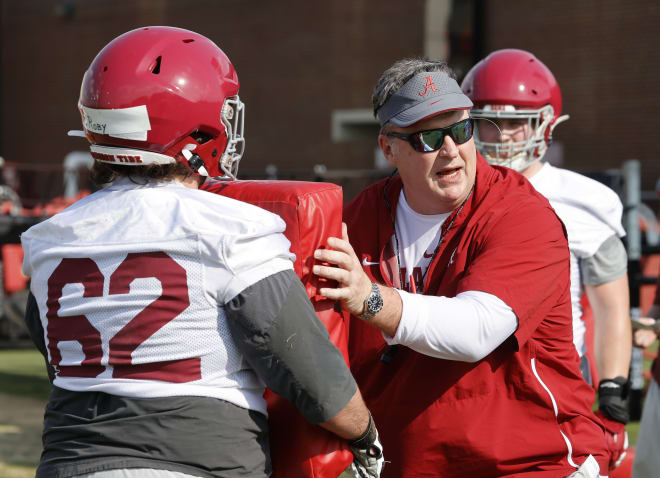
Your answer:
[80,104,151,141]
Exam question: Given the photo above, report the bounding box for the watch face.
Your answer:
[366,287,384,314]
[369,295,383,313]
[360,283,383,319]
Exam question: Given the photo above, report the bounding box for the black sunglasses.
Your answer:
[386,118,474,153]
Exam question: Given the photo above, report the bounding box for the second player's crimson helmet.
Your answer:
[461,49,569,171]
[74,26,245,179]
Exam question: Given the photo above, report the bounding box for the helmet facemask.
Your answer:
[217,95,245,180]
[184,95,246,180]
[470,104,555,172]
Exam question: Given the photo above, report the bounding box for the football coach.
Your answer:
[313,58,611,478]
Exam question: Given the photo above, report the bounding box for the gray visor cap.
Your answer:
[376,71,473,127]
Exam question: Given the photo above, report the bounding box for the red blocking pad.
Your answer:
[202,179,353,478]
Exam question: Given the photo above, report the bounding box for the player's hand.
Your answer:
[632,317,659,348]
[348,414,385,478]
[594,410,628,470]
[596,376,630,470]
[313,223,372,316]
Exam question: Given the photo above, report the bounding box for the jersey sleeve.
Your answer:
[20,232,33,277]
[550,172,625,259]
[580,234,628,285]
[198,207,296,303]
[225,269,357,424]
[457,197,570,346]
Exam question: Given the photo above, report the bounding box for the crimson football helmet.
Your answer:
[461,49,569,172]
[73,26,245,179]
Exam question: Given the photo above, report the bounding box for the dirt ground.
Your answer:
[0,391,44,477]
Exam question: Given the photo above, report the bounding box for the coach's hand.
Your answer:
[313,223,373,317]
[349,414,385,478]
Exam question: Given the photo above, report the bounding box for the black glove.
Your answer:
[349,414,385,478]
[598,376,630,424]
[597,377,630,470]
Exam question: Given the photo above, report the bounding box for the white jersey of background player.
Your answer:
[463,49,632,473]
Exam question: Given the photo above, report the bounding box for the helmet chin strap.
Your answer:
[181,144,209,177]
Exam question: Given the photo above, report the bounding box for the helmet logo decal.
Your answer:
[418,75,439,96]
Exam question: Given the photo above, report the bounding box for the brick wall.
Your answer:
[480,0,660,192]
[0,0,425,203]
[2,0,658,203]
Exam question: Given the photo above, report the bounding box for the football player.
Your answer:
[462,48,632,473]
[22,26,383,478]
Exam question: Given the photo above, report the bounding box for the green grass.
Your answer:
[0,347,49,477]
[627,420,640,445]
[0,348,51,400]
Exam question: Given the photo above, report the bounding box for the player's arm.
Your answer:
[633,304,660,348]
[224,268,383,476]
[584,274,631,380]
[582,234,631,380]
[582,235,632,470]
[633,262,660,348]
[581,234,632,427]
[644,303,660,320]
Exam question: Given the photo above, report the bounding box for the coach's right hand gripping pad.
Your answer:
[202,179,353,478]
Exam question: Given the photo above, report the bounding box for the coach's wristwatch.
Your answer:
[358,282,383,319]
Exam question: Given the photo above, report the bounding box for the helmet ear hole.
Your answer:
[151,56,162,75]
[190,130,214,145]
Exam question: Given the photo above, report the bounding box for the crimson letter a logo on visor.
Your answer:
[418,75,439,96]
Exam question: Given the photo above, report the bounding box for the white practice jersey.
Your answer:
[21,178,294,415]
[528,163,626,356]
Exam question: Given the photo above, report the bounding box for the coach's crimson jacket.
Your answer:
[347,154,609,477]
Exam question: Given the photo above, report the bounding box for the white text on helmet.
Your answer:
[91,151,143,164]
